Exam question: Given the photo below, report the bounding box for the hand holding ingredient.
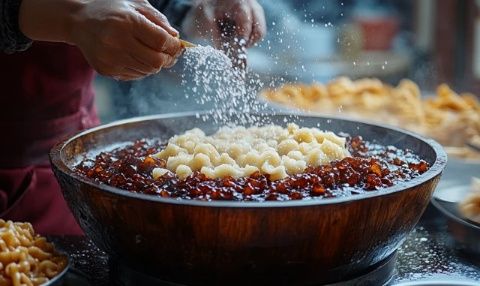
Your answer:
[19,0,184,80]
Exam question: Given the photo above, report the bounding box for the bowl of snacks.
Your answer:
[0,219,68,286]
[432,176,480,257]
[50,112,446,285]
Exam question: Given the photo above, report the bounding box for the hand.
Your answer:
[184,0,266,66]
[19,0,184,80]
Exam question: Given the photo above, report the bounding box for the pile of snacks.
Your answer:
[0,219,67,286]
[75,126,429,201]
[262,77,480,159]
[153,124,349,180]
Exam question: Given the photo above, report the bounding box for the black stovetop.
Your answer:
[51,205,480,286]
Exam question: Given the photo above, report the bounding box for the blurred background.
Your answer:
[95,0,480,123]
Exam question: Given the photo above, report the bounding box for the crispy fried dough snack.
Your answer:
[262,77,480,159]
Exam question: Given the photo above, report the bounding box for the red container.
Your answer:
[357,16,399,50]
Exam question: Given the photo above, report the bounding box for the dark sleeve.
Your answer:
[0,0,32,53]
[149,0,193,31]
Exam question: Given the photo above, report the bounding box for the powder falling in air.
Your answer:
[181,45,269,125]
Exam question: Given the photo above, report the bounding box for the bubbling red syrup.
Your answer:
[75,136,429,201]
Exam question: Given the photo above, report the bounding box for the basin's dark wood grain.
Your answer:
[50,113,447,285]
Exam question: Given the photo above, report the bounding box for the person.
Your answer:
[0,0,266,235]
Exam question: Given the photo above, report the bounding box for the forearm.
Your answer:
[2,0,183,80]
[18,0,85,44]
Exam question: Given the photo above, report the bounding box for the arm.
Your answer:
[4,0,184,80]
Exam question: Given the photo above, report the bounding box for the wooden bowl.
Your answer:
[50,112,447,285]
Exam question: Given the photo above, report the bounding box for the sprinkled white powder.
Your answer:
[181,45,268,125]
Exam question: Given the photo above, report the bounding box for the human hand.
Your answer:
[19,0,184,80]
[184,0,266,67]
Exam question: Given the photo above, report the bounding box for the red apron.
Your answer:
[0,42,99,235]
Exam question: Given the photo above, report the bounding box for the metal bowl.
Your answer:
[395,280,480,286]
[431,198,480,257]
[43,255,70,286]
[431,158,480,259]
[50,112,447,285]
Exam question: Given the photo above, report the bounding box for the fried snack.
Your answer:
[153,124,349,181]
[262,78,480,159]
[459,177,480,224]
[421,85,479,147]
[0,220,67,286]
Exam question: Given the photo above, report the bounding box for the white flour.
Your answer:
[181,45,268,125]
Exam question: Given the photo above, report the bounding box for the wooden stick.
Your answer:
[180,39,196,48]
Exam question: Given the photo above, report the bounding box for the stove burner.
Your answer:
[109,252,397,286]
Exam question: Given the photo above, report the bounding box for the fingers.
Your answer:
[135,2,179,37]
[76,0,183,81]
[162,35,184,57]
[155,52,177,69]
[213,0,265,48]
[126,54,156,75]
[125,51,176,78]
[107,19,180,80]
[129,38,177,70]
[132,12,183,56]
[212,28,225,50]
[247,1,266,47]
[95,50,174,81]
[232,3,253,43]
